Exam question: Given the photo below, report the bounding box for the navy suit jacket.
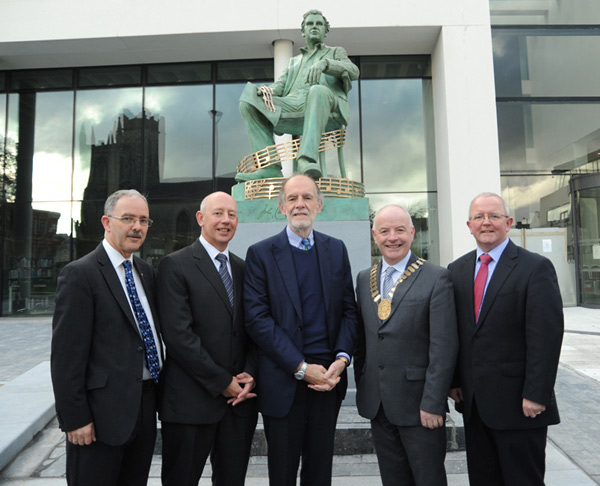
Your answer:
[448,240,563,430]
[244,228,358,418]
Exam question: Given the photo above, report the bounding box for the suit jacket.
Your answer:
[157,240,256,424]
[448,239,564,430]
[51,243,161,446]
[244,228,358,418]
[265,44,359,131]
[354,254,458,426]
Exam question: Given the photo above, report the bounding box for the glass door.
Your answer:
[571,174,600,306]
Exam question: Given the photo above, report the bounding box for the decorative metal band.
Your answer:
[237,129,346,174]
[259,85,276,112]
[243,177,365,200]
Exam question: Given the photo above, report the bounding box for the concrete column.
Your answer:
[273,39,294,175]
[431,25,501,265]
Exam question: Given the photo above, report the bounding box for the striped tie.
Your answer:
[216,253,234,308]
[382,266,396,299]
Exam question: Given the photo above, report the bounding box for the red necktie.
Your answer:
[474,254,493,322]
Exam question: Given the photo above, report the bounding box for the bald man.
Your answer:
[157,192,258,486]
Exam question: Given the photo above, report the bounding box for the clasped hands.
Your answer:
[222,372,257,406]
[305,360,345,392]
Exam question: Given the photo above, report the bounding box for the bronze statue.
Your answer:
[236,9,359,181]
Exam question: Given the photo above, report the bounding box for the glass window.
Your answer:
[501,174,569,228]
[11,69,73,91]
[361,78,434,193]
[493,30,600,97]
[147,62,211,85]
[31,92,74,203]
[216,83,255,179]
[145,85,213,181]
[497,102,600,172]
[218,60,274,82]
[359,56,431,79]
[0,72,6,91]
[490,0,600,26]
[79,66,142,88]
[74,88,143,256]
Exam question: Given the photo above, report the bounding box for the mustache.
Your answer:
[127,231,143,238]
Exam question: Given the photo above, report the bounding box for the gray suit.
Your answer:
[354,253,458,485]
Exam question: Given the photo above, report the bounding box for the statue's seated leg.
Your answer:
[295,85,337,180]
[237,101,283,181]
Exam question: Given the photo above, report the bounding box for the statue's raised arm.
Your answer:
[237,9,359,182]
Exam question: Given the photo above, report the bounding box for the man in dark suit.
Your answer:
[51,189,162,486]
[244,174,358,485]
[157,191,257,486]
[354,205,458,485]
[237,9,359,181]
[448,192,564,486]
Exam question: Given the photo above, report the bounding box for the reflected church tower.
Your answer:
[77,112,160,256]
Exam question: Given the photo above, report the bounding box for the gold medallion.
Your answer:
[378,299,392,320]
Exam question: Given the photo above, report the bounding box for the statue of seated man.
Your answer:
[236,9,359,181]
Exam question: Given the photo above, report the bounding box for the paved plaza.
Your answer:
[1,307,599,485]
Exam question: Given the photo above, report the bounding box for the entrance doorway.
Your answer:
[571,174,600,307]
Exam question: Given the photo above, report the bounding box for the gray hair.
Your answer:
[469,192,510,218]
[104,189,147,215]
[278,174,323,206]
[373,205,414,230]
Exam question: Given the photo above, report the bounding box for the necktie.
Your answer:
[122,260,160,383]
[474,254,493,322]
[382,266,396,299]
[301,238,312,251]
[216,253,234,308]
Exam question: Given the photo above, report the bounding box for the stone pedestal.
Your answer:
[229,191,372,283]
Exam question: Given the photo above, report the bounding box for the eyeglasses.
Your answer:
[469,213,509,222]
[108,215,153,227]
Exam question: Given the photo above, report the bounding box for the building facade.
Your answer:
[0,0,598,315]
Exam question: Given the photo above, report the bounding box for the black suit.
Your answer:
[157,239,257,486]
[51,243,161,486]
[448,240,563,485]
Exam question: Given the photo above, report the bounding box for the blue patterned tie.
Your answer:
[216,253,234,308]
[122,260,160,383]
[301,238,312,251]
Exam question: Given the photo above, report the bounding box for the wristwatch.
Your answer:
[294,361,308,380]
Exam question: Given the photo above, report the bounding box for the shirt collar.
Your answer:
[286,225,314,249]
[199,234,229,261]
[300,42,325,54]
[102,239,132,269]
[477,237,510,262]
[382,250,412,275]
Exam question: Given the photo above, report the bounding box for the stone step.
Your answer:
[154,402,465,456]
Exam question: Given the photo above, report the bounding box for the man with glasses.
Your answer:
[448,192,564,486]
[51,189,163,486]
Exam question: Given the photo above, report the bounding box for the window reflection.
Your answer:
[361,79,432,193]
[493,32,600,97]
[145,85,213,181]
[490,0,600,26]
[32,92,74,205]
[497,102,600,171]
